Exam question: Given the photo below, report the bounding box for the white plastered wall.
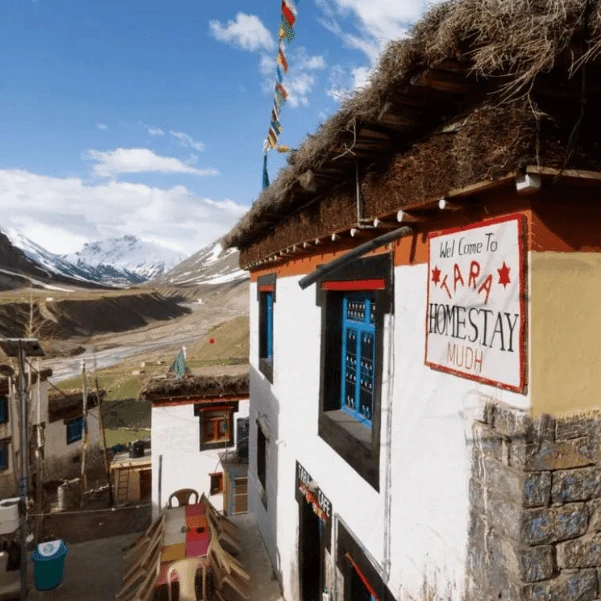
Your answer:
[151,399,249,519]
[249,259,533,601]
[44,406,101,481]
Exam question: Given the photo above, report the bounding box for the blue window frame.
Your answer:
[259,291,274,360]
[0,443,7,471]
[66,416,83,444]
[0,396,8,424]
[340,292,376,427]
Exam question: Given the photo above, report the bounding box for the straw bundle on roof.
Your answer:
[224,0,601,252]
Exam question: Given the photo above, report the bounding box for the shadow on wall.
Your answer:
[248,362,282,585]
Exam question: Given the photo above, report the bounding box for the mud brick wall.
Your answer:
[467,402,601,601]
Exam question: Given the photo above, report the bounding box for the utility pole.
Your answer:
[34,358,44,544]
[95,376,113,506]
[0,338,45,601]
[80,361,88,507]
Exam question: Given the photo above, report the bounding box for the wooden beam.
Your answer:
[411,69,475,94]
[396,210,424,223]
[373,218,398,229]
[438,198,461,211]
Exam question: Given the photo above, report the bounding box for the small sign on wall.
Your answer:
[425,214,526,392]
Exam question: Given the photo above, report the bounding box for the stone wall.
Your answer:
[467,401,601,601]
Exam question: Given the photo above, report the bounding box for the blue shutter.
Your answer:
[340,293,375,427]
[0,397,7,424]
[266,292,273,359]
[67,417,83,444]
[0,444,7,470]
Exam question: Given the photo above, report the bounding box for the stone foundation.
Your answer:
[467,402,601,601]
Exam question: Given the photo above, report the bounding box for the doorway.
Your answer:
[299,498,322,601]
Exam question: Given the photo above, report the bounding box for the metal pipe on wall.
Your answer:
[298,226,413,290]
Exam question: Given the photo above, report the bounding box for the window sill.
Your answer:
[200,440,234,452]
[259,358,273,383]
[325,410,371,447]
[318,410,378,491]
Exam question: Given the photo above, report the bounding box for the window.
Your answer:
[198,407,234,450]
[259,291,273,361]
[317,254,393,491]
[66,416,83,444]
[257,425,267,507]
[209,472,224,495]
[0,442,8,471]
[0,396,8,424]
[341,293,376,427]
[258,273,276,382]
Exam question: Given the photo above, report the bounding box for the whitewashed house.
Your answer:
[223,2,601,601]
[44,388,103,481]
[144,369,249,519]
[0,368,102,499]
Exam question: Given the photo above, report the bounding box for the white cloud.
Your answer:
[86,148,218,177]
[209,13,275,52]
[317,0,440,63]
[0,169,247,255]
[287,73,317,108]
[96,123,108,130]
[327,64,372,101]
[169,131,205,152]
[147,126,165,136]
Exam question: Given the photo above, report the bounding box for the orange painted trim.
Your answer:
[151,394,248,407]
[259,284,275,292]
[321,279,385,291]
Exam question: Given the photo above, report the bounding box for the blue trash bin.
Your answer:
[31,540,68,591]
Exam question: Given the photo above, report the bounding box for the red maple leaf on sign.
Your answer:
[498,262,511,288]
[431,266,441,285]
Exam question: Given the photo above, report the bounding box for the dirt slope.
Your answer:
[0,291,191,339]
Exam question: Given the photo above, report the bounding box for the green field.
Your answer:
[54,315,249,447]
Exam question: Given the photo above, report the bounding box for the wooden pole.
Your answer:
[95,375,114,506]
[34,358,44,543]
[80,361,88,507]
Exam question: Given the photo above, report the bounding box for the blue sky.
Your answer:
[0,0,435,255]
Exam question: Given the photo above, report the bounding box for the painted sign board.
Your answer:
[425,214,526,392]
[295,460,332,525]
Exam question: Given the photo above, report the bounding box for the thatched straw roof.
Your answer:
[224,0,601,251]
[141,373,249,402]
[48,388,105,423]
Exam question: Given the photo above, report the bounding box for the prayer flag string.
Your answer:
[262,0,300,189]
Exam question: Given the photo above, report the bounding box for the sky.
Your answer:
[0,0,438,257]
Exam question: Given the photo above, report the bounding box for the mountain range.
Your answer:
[0,228,247,290]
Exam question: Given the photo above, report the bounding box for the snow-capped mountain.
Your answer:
[65,236,187,284]
[3,228,102,285]
[1,229,188,288]
[159,239,248,286]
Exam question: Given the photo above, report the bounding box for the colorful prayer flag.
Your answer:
[279,22,295,43]
[276,82,288,100]
[276,145,292,153]
[268,128,278,148]
[271,119,282,135]
[262,153,270,189]
[277,47,289,72]
[276,66,284,84]
[281,1,296,28]
[169,349,187,380]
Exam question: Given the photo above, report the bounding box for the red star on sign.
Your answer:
[431,266,441,285]
[498,262,511,288]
